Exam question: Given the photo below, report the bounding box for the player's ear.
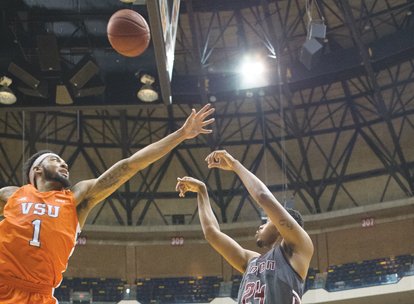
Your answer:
[33,166,42,174]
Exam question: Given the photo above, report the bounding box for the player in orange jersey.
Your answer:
[0,104,214,304]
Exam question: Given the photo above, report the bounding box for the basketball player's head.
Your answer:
[24,150,71,189]
[255,208,304,248]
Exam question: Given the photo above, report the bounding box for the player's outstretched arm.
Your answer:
[176,176,258,273]
[0,186,19,216]
[206,150,314,280]
[73,104,215,226]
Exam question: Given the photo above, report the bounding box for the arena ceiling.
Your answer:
[0,0,414,226]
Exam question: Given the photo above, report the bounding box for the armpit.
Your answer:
[282,242,294,257]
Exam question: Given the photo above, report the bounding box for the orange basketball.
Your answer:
[107,9,151,57]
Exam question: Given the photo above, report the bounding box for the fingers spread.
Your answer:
[187,109,196,120]
[202,118,215,126]
[200,129,213,134]
[199,107,215,120]
[198,103,211,114]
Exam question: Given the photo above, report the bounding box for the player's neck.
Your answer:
[271,237,283,248]
[35,180,65,192]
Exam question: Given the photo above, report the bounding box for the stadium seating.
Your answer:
[54,254,413,303]
[54,277,125,302]
[325,254,414,291]
[135,276,221,303]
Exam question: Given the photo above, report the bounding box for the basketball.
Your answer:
[107,9,151,57]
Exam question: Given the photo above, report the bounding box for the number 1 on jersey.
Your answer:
[30,219,41,247]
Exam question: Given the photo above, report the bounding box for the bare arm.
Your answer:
[206,150,314,280]
[176,176,258,273]
[73,104,215,227]
[0,186,19,216]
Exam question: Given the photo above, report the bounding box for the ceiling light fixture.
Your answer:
[238,54,267,89]
[0,76,17,105]
[137,74,158,102]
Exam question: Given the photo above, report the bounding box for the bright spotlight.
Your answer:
[238,55,267,88]
[239,59,265,76]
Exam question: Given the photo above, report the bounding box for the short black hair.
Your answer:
[23,150,55,184]
[285,207,304,228]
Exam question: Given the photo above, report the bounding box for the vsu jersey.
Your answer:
[0,184,80,291]
[237,246,304,304]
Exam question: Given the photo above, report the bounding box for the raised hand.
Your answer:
[205,150,237,171]
[181,104,215,139]
[176,176,206,197]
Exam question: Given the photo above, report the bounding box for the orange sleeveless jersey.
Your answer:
[0,184,80,292]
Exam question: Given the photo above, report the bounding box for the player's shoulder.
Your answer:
[0,185,20,192]
[0,186,20,205]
